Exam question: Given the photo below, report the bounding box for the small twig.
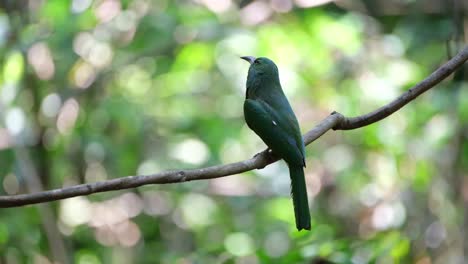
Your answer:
[1,46,467,208]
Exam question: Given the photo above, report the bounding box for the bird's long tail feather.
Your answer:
[288,165,311,231]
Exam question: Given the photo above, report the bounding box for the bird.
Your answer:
[241,56,311,231]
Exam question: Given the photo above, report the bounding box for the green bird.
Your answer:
[241,56,311,231]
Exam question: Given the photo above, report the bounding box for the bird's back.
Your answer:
[246,80,305,166]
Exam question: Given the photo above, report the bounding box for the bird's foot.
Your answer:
[253,148,271,158]
[253,148,277,169]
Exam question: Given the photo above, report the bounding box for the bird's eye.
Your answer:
[254,60,260,64]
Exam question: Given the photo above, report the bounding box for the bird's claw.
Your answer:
[253,148,271,158]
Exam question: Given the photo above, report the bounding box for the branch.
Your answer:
[1,46,467,208]
[333,46,468,130]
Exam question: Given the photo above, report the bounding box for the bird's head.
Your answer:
[241,56,279,77]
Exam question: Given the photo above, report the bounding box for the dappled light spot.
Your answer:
[142,191,173,216]
[27,42,55,80]
[59,197,92,227]
[115,221,141,247]
[116,193,143,218]
[256,161,283,179]
[240,1,272,25]
[371,201,406,230]
[173,43,214,71]
[117,64,152,97]
[351,246,372,264]
[267,198,295,225]
[93,24,114,42]
[5,107,25,135]
[72,195,145,247]
[381,35,405,57]
[210,176,256,196]
[366,153,398,189]
[95,226,118,246]
[137,160,160,175]
[425,221,446,249]
[197,0,232,14]
[306,170,322,197]
[359,72,398,103]
[316,14,363,55]
[294,0,333,8]
[424,114,452,145]
[359,183,382,207]
[57,219,74,236]
[89,194,143,228]
[259,163,293,195]
[71,0,92,14]
[0,128,12,150]
[3,51,23,83]
[323,144,354,173]
[172,208,189,229]
[94,0,121,23]
[170,138,210,165]
[216,94,243,118]
[278,68,304,96]
[216,32,257,70]
[73,32,94,58]
[40,93,62,118]
[2,173,19,195]
[263,231,290,257]
[85,162,108,183]
[386,59,419,86]
[88,42,113,68]
[0,83,18,105]
[0,14,10,47]
[75,252,101,264]
[85,142,106,164]
[179,193,218,228]
[220,139,246,164]
[377,113,407,149]
[224,232,255,256]
[300,244,319,258]
[57,98,80,135]
[74,32,113,69]
[114,10,137,32]
[72,61,96,89]
[263,163,292,195]
[270,0,293,13]
[131,0,152,17]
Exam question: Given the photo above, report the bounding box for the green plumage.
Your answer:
[241,56,311,231]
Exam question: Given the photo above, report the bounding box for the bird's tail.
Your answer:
[288,165,311,231]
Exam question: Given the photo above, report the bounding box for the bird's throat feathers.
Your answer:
[246,62,281,99]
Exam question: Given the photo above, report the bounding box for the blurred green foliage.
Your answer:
[0,0,466,263]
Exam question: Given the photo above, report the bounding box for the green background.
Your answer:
[0,0,466,263]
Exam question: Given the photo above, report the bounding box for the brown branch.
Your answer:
[333,46,468,130]
[1,46,467,208]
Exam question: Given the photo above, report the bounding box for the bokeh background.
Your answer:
[0,0,467,263]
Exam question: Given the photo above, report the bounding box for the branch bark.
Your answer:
[1,46,467,208]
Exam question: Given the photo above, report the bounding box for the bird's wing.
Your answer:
[276,104,306,163]
[244,99,305,166]
[265,92,306,161]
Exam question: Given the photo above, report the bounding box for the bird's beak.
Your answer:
[240,56,256,65]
